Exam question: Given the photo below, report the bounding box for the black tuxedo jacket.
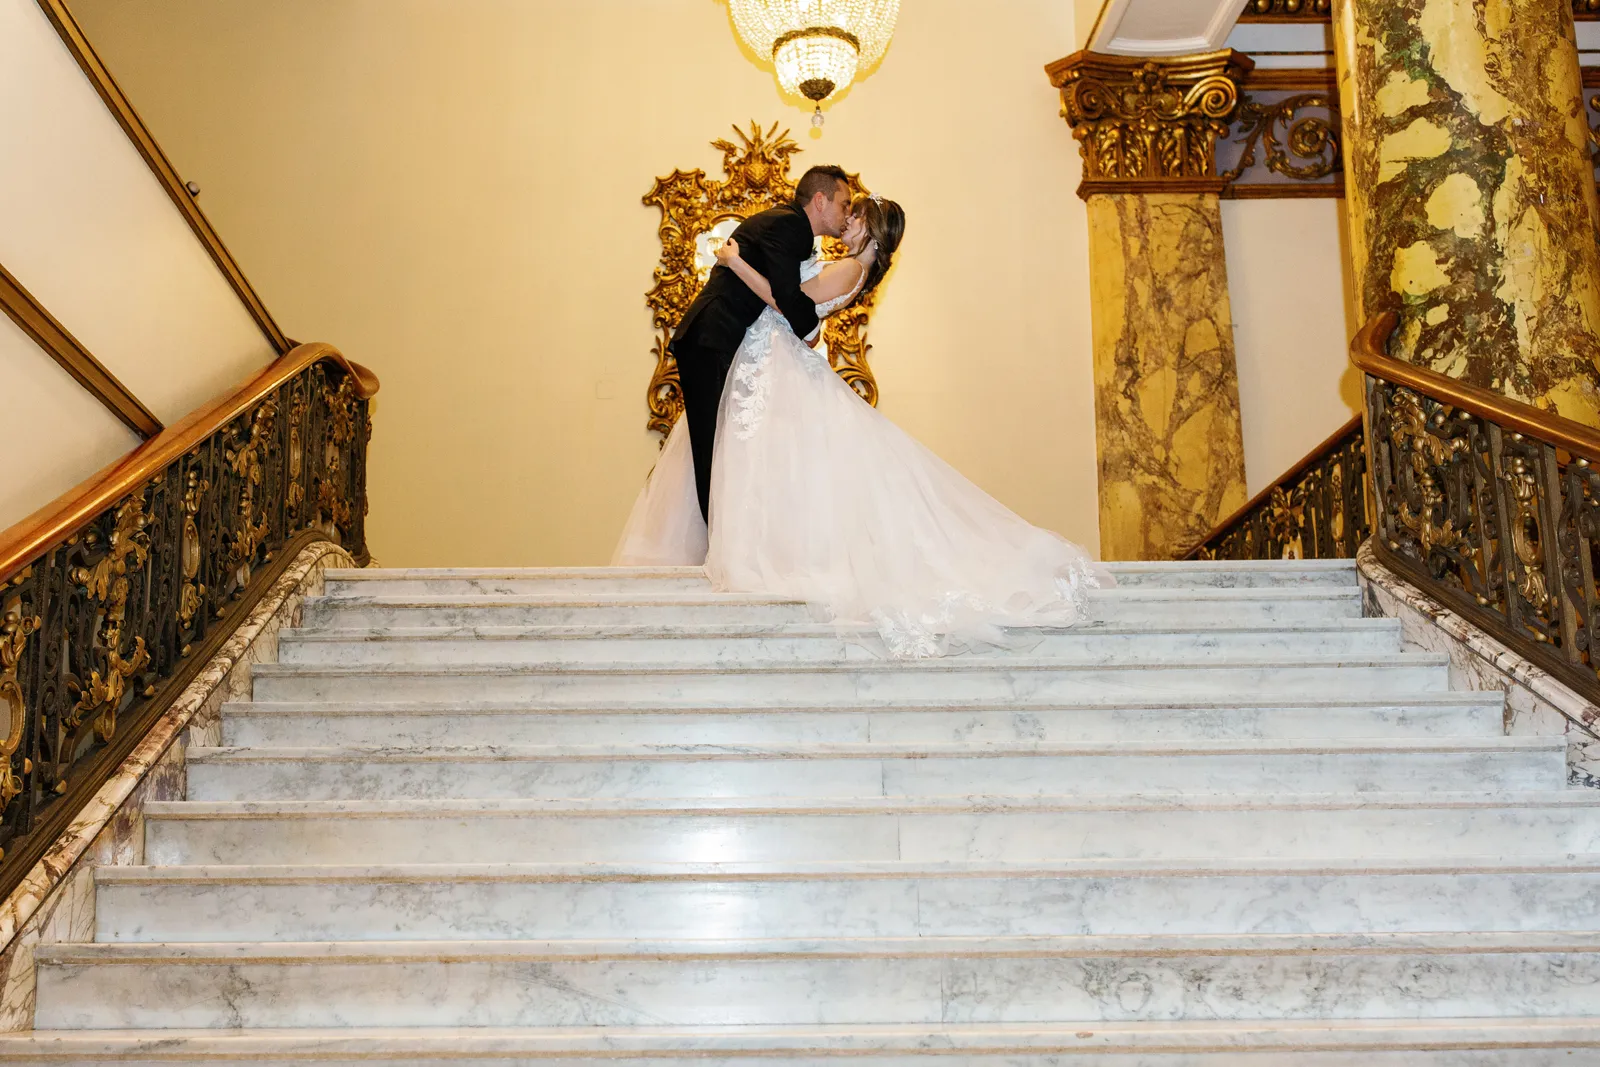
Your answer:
[672,204,820,364]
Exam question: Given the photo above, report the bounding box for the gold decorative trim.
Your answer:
[33,0,289,354]
[0,262,161,438]
[641,121,878,437]
[1077,177,1229,198]
[66,495,152,745]
[772,26,860,55]
[1047,50,1254,196]
[0,597,40,818]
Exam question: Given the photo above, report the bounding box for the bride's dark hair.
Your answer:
[847,195,905,307]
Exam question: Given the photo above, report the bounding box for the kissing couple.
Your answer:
[615,164,1108,657]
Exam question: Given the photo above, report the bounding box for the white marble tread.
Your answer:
[324,560,1359,593]
[182,736,1567,801]
[90,857,1600,942]
[303,586,1367,628]
[32,932,1600,1029]
[218,692,1507,746]
[247,653,1452,704]
[142,791,1600,864]
[273,620,1404,667]
[2,1019,1598,1064]
[96,854,1600,881]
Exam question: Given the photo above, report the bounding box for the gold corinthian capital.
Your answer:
[1045,50,1255,199]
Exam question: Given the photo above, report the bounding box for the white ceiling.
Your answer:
[1085,0,1254,56]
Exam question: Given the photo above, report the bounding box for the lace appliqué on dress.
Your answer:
[730,257,863,440]
[866,559,1104,659]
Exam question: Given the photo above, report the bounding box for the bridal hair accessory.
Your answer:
[870,193,885,205]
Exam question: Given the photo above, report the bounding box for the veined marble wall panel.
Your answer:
[1086,192,1248,560]
[0,0,275,425]
[0,312,138,529]
[1333,0,1600,422]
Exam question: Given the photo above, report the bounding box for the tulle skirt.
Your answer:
[613,309,1107,657]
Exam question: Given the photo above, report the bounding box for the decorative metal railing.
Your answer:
[0,346,375,897]
[1355,310,1600,698]
[1184,415,1371,561]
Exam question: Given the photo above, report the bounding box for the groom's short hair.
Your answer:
[794,165,850,206]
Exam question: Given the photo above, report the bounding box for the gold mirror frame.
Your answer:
[642,121,878,437]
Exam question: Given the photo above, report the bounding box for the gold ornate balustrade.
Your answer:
[1355,311,1600,698]
[1240,0,1599,18]
[0,347,375,898]
[1183,414,1370,561]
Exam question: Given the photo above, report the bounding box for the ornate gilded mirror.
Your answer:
[642,121,878,437]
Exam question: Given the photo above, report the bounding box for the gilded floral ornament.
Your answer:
[0,352,372,899]
[642,121,878,436]
[67,494,153,744]
[0,595,40,813]
[226,397,277,583]
[1047,50,1252,196]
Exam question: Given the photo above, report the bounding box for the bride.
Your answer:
[614,193,1107,657]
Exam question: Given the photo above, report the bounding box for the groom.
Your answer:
[671,164,853,521]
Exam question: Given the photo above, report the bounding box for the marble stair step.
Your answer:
[275,620,1405,667]
[143,792,1600,866]
[1,1020,1598,1065]
[323,560,1358,597]
[248,654,1451,705]
[33,932,1600,1029]
[219,692,1506,747]
[94,857,1600,943]
[302,586,1365,630]
[182,738,1567,801]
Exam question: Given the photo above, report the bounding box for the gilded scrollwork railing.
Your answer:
[1184,415,1370,561]
[1356,310,1600,698]
[0,346,375,897]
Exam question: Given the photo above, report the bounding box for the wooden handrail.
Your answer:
[1351,310,1600,461]
[0,344,377,584]
[1183,411,1364,559]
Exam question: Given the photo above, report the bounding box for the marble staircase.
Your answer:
[5,560,1600,1063]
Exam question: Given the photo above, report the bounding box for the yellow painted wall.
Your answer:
[66,0,1104,567]
[64,0,1361,565]
[1222,199,1363,496]
[0,0,278,529]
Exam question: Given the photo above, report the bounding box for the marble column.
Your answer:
[1048,51,1251,560]
[1333,0,1600,422]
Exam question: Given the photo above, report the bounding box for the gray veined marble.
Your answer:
[139,792,1600,866]
[273,620,1404,668]
[31,934,1600,1029]
[181,738,1567,801]
[247,655,1452,706]
[11,559,1600,1060]
[91,858,1600,942]
[217,692,1506,747]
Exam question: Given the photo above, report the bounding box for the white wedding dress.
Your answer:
[613,257,1108,657]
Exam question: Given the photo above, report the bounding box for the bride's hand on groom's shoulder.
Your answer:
[714,237,740,264]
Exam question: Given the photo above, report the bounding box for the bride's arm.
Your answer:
[800,259,866,305]
[713,238,779,310]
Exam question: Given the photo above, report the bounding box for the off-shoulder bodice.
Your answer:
[801,255,866,319]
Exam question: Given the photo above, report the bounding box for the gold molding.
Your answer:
[641,121,878,437]
[0,262,161,438]
[36,0,290,354]
[1047,50,1254,200]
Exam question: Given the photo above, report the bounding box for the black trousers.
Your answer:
[674,340,733,523]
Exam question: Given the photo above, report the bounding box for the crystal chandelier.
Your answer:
[728,0,900,126]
